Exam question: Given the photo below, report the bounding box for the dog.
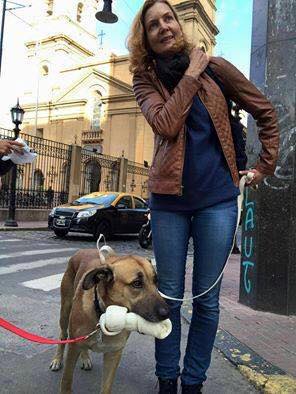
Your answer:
[50,248,169,394]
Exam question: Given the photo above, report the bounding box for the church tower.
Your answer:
[21,0,100,126]
[25,0,99,71]
[171,0,218,54]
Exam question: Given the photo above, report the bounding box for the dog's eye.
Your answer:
[131,280,143,289]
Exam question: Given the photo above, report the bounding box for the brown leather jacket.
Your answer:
[133,56,279,195]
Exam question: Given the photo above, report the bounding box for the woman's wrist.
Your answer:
[184,69,201,81]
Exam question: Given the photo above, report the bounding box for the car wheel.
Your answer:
[54,229,68,238]
[94,220,112,241]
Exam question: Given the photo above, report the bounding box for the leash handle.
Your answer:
[158,173,255,302]
[96,234,116,263]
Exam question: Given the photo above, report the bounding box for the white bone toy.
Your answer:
[99,305,172,339]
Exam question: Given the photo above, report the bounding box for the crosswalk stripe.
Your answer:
[0,242,61,249]
[22,273,64,291]
[0,247,77,259]
[0,257,69,275]
[0,239,22,243]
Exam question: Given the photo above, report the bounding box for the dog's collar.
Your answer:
[94,287,105,320]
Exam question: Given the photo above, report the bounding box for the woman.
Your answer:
[127,1,279,393]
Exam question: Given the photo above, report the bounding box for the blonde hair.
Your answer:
[127,0,193,74]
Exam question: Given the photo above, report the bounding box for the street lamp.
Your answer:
[95,0,118,24]
[5,99,25,227]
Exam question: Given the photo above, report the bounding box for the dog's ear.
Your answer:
[82,266,114,290]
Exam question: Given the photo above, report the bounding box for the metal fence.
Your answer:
[0,128,72,209]
[79,148,120,196]
[1,127,150,208]
[126,160,149,199]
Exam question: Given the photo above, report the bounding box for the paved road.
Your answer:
[0,230,257,393]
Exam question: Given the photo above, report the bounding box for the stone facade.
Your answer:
[21,0,218,165]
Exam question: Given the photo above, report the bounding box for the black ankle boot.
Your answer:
[182,383,203,393]
[158,378,178,394]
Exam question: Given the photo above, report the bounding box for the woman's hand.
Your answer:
[239,169,265,188]
[0,139,24,155]
[185,48,209,81]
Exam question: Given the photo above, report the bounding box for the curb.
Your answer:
[0,227,48,231]
[181,306,296,392]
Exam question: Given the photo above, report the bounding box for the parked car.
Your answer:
[48,191,148,239]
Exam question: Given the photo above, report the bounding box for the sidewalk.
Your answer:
[0,221,48,231]
[182,254,296,391]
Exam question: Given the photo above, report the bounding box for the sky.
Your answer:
[97,0,253,77]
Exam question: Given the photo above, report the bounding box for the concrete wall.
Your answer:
[0,209,50,222]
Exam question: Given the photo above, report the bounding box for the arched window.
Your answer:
[84,161,101,194]
[46,0,54,16]
[41,64,49,76]
[77,2,84,22]
[33,169,44,190]
[91,91,102,131]
[199,41,208,53]
[60,162,70,191]
[16,168,23,190]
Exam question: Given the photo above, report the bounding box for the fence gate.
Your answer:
[126,160,149,199]
[80,149,120,195]
[0,128,72,209]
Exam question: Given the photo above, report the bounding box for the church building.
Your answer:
[21,0,218,165]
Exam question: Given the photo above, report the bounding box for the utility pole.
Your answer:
[0,0,7,75]
[240,0,296,315]
[0,0,30,76]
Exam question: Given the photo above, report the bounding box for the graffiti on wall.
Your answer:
[241,187,256,294]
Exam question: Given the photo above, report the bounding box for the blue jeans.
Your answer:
[151,200,237,385]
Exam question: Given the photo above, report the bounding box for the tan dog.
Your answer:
[50,249,169,394]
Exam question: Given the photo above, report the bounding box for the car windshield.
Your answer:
[72,193,118,206]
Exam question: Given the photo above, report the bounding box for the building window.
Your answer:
[77,2,84,22]
[91,91,102,131]
[41,65,49,76]
[33,169,44,190]
[84,161,101,194]
[36,128,44,139]
[200,41,208,53]
[46,0,54,16]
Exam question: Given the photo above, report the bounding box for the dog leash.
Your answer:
[96,233,116,262]
[157,172,256,302]
[0,237,117,344]
[0,317,101,344]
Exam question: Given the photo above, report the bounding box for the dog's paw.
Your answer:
[80,357,92,370]
[49,358,63,371]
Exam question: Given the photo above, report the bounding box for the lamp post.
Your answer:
[5,99,25,227]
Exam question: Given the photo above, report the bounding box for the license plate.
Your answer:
[56,218,66,226]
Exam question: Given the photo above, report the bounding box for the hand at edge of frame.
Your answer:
[0,140,24,156]
[239,169,265,188]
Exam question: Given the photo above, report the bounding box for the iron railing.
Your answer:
[126,160,149,199]
[0,128,72,209]
[81,130,103,144]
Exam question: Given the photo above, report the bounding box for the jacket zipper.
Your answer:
[178,125,187,196]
